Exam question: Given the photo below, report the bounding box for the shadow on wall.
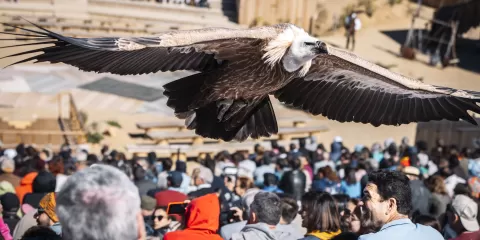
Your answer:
[380,29,480,74]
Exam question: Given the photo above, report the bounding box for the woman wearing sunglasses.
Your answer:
[150,207,172,239]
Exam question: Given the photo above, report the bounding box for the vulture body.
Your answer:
[1,21,480,141]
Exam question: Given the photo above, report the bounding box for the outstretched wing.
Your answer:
[1,21,287,75]
[274,46,480,126]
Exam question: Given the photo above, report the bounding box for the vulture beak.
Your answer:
[315,41,328,54]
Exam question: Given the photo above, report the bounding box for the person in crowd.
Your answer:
[312,166,342,194]
[275,157,290,181]
[133,163,156,197]
[263,173,283,194]
[47,157,68,192]
[157,158,173,190]
[341,167,362,199]
[20,226,61,240]
[238,153,256,180]
[349,205,377,236]
[234,177,254,200]
[425,175,451,219]
[437,159,467,197]
[149,206,177,238]
[300,155,313,191]
[15,172,37,205]
[445,194,480,240]
[12,207,36,239]
[279,156,306,202]
[253,156,275,188]
[141,195,157,234]
[23,171,56,209]
[74,151,88,171]
[299,191,342,240]
[164,193,222,240]
[359,170,443,240]
[344,12,361,51]
[175,161,191,194]
[251,144,267,167]
[188,166,214,198]
[313,152,336,176]
[412,215,441,233]
[220,189,261,240]
[336,152,352,179]
[153,172,187,208]
[275,196,304,240]
[0,157,20,188]
[215,151,235,176]
[231,192,281,240]
[330,136,343,162]
[1,193,20,235]
[402,166,433,215]
[333,194,351,218]
[34,192,61,236]
[56,164,146,240]
[298,138,314,162]
[0,181,15,197]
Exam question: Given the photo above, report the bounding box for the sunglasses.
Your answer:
[154,215,165,221]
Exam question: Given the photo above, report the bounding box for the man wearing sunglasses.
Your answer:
[34,192,61,236]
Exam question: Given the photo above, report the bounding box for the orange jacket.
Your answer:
[164,193,222,240]
[15,172,38,204]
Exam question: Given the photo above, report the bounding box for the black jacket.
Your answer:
[278,170,306,201]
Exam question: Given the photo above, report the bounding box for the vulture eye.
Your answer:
[304,42,315,46]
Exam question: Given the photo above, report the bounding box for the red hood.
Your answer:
[185,193,220,232]
[20,172,38,185]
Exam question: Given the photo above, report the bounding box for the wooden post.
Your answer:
[445,21,458,64]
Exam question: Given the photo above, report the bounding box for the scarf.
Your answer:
[307,229,341,240]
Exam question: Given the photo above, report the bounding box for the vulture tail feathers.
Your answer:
[163,75,278,141]
[190,97,277,142]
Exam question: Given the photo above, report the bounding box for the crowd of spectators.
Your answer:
[0,135,477,240]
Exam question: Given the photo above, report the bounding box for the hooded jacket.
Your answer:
[275,224,304,240]
[230,223,277,240]
[15,172,38,205]
[163,193,222,240]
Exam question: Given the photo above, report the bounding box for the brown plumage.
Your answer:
[1,20,479,142]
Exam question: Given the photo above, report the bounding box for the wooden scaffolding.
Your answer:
[401,0,460,67]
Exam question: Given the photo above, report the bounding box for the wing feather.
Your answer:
[1,21,284,75]
[274,48,480,126]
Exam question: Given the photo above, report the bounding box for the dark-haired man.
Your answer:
[275,196,303,240]
[359,170,443,240]
[230,192,281,240]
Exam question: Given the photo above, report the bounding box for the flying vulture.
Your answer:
[1,21,480,141]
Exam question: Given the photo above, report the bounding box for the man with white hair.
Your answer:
[188,166,215,198]
[56,164,146,240]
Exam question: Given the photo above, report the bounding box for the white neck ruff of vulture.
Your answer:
[262,25,312,77]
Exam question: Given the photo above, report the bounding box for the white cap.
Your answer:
[452,195,479,232]
[334,136,343,143]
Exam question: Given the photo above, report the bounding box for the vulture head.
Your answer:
[263,25,328,76]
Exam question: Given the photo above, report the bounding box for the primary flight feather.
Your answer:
[2,21,479,141]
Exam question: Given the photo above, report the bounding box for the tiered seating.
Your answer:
[129,116,328,157]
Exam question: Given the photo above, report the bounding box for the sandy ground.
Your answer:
[0,2,479,153]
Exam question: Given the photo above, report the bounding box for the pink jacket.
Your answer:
[0,218,13,240]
